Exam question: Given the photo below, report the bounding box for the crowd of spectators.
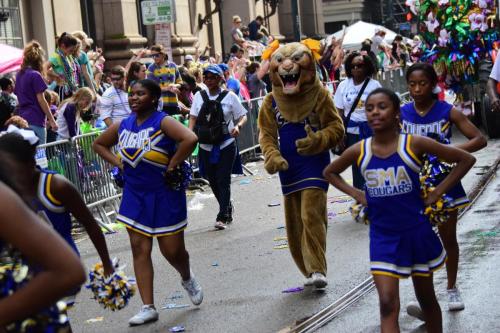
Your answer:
[0,14,417,148]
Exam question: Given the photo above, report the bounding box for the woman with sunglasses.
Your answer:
[333,52,380,190]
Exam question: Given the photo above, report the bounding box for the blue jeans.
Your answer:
[29,124,46,144]
[199,143,236,222]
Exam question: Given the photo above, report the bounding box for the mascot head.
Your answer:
[269,42,317,95]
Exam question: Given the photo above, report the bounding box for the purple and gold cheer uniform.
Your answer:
[117,111,187,237]
[358,134,446,278]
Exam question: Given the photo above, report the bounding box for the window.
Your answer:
[0,0,22,48]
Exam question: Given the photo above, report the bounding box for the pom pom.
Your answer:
[110,166,124,188]
[86,259,136,311]
[164,161,193,191]
[1,248,70,332]
[349,202,369,225]
[419,153,455,226]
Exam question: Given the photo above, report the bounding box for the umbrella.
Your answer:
[329,21,401,51]
[0,43,23,75]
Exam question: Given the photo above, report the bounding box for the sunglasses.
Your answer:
[352,63,365,69]
[204,75,219,81]
[150,53,162,58]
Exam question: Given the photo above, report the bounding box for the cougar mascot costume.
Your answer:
[258,40,344,289]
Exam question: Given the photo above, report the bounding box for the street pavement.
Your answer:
[70,132,500,333]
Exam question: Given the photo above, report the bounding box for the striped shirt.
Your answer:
[99,86,131,123]
[147,62,182,109]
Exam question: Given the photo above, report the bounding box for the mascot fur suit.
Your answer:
[258,40,344,289]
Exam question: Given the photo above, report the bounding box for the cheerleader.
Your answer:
[0,154,85,329]
[93,79,202,326]
[401,63,487,311]
[0,127,114,308]
[323,88,475,332]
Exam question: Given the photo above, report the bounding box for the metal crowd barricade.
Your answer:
[36,139,78,187]
[71,132,122,207]
[378,68,408,95]
[238,97,262,156]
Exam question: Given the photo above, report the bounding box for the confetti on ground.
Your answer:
[169,325,186,332]
[277,226,286,230]
[328,212,336,218]
[239,179,252,185]
[273,236,287,241]
[162,303,190,310]
[282,287,304,293]
[166,292,184,300]
[268,203,281,207]
[274,244,289,250]
[330,198,353,204]
[212,261,219,267]
[86,317,104,323]
[477,231,499,237]
[337,210,349,215]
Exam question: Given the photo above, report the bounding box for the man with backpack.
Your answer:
[189,65,247,230]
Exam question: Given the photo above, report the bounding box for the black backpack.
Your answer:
[194,90,229,144]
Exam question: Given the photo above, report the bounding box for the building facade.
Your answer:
[322,0,410,36]
[1,0,326,68]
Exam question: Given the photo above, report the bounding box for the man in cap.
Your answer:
[188,64,248,230]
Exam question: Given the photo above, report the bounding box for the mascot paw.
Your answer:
[264,154,289,174]
[296,125,321,155]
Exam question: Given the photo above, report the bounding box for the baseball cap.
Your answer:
[203,64,224,77]
[185,54,194,61]
[217,63,229,72]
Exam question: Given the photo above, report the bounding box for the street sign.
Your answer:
[155,23,173,60]
[141,0,173,25]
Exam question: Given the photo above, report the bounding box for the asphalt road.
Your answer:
[69,135,500,333]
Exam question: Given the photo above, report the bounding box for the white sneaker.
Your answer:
[406,301,426,321]
[311,272,328,289]
[128,305,159,326]
[447,287,465,311]
[214,221,226,230]
[182,270,203,306]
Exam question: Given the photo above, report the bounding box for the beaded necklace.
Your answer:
[56,49,77,93]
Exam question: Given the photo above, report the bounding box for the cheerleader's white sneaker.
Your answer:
[128,305,159,326]
[182,270,204,305]
[447,287,465,311]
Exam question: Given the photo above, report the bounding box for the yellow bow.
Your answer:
[262,40,280,60]
[301,38,321,61]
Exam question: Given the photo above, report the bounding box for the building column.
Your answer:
[23,0,56,54]
[278,1,298,42]
[170,0,198,62]
[100,0,147,67]
[279,0,325,41]
[300,0,324,38]
[219,0,252,54]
